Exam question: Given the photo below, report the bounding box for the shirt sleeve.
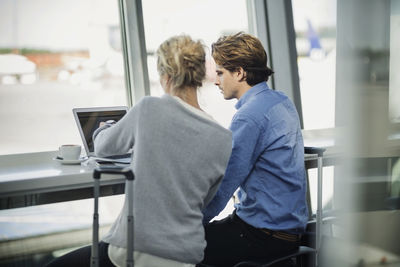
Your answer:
[202,114,263,223]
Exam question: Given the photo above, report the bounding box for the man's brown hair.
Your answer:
[212,32,273,86]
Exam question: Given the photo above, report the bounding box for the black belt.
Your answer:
[259,228,301,243]
[232,212,301,243]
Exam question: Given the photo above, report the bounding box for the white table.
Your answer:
[0,130,343,210]
[0,128,368,210]
[0,151,126,209]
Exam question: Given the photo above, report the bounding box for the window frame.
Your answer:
[247,0,303,128]
[119,0,150,106]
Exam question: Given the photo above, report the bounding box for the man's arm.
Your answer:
[202,115,263,223]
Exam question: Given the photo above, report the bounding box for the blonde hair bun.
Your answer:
[157,35,206,90]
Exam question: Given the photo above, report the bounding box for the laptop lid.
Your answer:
[72,106,128,156]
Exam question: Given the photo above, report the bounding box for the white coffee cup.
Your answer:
[59,144,81,160]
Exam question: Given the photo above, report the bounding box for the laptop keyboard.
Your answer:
[104,153,131,159]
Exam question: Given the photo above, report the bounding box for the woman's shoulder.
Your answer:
[137,94,177,106]
[132,96,168,112]
[128,95,182,121]
[137,95,161,105]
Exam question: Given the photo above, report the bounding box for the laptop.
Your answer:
[72,106,131,164]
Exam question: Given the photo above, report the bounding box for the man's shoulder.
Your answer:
[237,90,283,116]
[235,89,297,128]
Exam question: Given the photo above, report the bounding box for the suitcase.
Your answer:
[91,166,135,267]
[304,146,326,267]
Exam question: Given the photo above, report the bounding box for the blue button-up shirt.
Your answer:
[203,82,308,232]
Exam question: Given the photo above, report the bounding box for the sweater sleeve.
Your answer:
[93,101,143,157]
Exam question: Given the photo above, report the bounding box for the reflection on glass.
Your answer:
[0,0,127,155]
[0,195,123,264]
[331,0,400,266]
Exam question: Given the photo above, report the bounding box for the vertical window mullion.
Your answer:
[248,0,303,128]
[119,0,150,106]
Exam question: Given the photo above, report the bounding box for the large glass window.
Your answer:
[142,0,248,129]
[0,0,128,155]
[0,1,128,264]
[292,0,337,130]
[328,0,400,264]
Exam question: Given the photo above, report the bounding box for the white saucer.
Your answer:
[54,157,87,165]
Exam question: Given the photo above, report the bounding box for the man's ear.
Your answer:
[236,67,247,82]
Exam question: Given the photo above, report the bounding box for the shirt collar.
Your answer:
[235,82,270,109]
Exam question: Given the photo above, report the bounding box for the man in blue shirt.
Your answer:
[201,32,308,266]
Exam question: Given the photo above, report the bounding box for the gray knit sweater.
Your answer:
[94,94,232,263]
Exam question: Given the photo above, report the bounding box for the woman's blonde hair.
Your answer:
[157,35,206,90]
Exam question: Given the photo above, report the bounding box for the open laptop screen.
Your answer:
[73,107,128,156]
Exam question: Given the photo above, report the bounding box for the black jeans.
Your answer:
[45,241,115,267]
[201,213,300,267]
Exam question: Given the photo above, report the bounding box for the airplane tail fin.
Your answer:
[306,19,325,59]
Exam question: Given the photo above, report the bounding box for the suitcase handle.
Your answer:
[304,146,326,157]
[93,166,134,180]
[91,167,135,267]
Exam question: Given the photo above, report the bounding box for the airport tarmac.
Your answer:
[0,78,127,155]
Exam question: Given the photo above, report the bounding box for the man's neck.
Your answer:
[236,82,252,100]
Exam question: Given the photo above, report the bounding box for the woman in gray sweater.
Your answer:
[46,35,232,267]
